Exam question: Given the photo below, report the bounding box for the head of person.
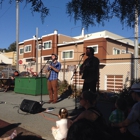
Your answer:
[59,108,68,119]
[130,82,140,101]
[14,70,19,76]
[115,97,127,111]
[51,53,58,62]
[80,91,97,108]
[66,118,112,140]
[86,47,94,56]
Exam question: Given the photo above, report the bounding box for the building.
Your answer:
[18,30,140,92]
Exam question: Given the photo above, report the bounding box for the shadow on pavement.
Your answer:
[0,122,21,136]
[14,135,45,140]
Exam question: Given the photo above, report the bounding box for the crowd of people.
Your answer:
[50,83,140,140]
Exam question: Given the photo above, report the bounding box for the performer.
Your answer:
[47,53,61,104]
[80,47,99,93]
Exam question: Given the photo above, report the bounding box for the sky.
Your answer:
[0,0,138,49]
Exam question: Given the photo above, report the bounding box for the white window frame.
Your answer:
[19,48,24,55]
[121,49,126,54]
[24,45,31,53]
[38,44,42,50]
[61,50,74,60]
[113,48,121,55]
[43,40,52,50]
[87,45,98,54]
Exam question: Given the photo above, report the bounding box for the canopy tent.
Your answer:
[0,54,12,78]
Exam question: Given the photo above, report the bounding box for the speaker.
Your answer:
[20,99,42,114]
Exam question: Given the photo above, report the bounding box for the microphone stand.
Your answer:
[71,54,84,110]
[37,59,50,105]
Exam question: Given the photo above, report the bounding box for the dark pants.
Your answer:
[82,80,97,93]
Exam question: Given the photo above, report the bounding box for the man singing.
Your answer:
[80,47,99,93]
[47,53,61,104]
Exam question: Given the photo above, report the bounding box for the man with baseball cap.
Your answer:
[47,53,61,104]
[112,82,140,139]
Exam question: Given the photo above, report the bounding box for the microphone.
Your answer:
[80,53,85,56]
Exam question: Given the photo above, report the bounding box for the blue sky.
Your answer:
[0,0,138,49]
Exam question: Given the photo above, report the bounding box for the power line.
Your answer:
[0,3,14,19]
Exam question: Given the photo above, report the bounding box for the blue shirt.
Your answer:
[47,61,61,81]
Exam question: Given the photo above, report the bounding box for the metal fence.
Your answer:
[18,57,140,93]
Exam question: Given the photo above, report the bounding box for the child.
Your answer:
[51,108,72,140]
[109,98,127,140]
[0,130,17,140]
[109,98,127,123]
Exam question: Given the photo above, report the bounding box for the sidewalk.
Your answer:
[0,90,115,140]
[0,91,77,140]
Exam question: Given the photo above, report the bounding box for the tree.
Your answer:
[66,0,140,29]
[0,0,49,22]
[7,42,16,52]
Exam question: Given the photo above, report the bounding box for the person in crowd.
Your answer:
[80,47,99,93]
[66,118,112,140]
[109,97,127,140]
[4,70,20,92]
[0,130,17,140]
[73,90,109,132]
[1,73,5,79]
[112,82,140,140]
[109,97,127,123]
[0,73,5,88]
[73,90,99,123]
[51,108,72,140]
[47,54,61,104]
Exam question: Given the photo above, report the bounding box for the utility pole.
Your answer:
[16,0,19,70]
[134,2,139,81]
[36,27,39,73]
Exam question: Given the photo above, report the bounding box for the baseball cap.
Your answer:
[130,83,140,92]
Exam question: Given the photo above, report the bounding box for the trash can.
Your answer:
[14,77,48,95]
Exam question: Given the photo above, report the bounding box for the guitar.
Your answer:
[46,70,51,79]
[46,61,52,79]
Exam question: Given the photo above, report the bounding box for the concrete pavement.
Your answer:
[0,91,77,140]
[0,90,115,140]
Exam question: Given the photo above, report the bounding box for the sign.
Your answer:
[19,60,23,64]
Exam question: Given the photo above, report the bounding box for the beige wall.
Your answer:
[58,43,84,66]
[107,40,134,55]
[100,63,131,91]
[4,51,17,66]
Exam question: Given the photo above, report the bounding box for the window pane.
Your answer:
[63,51,73,58]
[44,41,51,49]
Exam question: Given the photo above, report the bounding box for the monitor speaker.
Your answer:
[20,99,42,114]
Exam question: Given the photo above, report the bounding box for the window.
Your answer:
[121,50,126,54]
[87,45,98,54]
[24,45,31,53]
[43,41,52,50]
[113,48,121,55]
[19,48,24,55]
[38,44,42,50]
[26,59,34,62]
[62,50,73,59]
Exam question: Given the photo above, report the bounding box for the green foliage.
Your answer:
[0,0,49,23]
[66,0,110,29]
[8,42,16,52]
[58,80,81,96]
[0,42,16,52]
[58,80,69,95]
[67,0,140,29]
